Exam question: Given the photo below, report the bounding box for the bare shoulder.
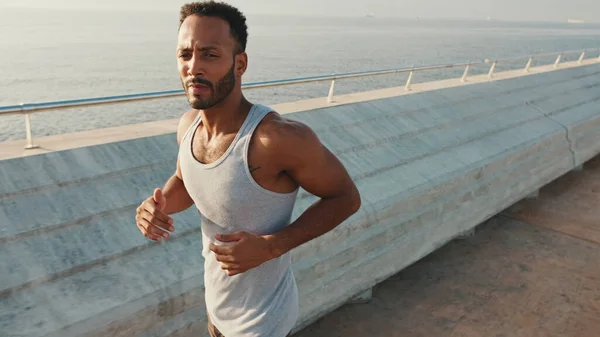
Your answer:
[255,112,321,149]
[254,112,324,169]
[252,110,357,204]
[177,109,199,146]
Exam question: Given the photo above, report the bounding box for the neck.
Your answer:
[198,88,252,136]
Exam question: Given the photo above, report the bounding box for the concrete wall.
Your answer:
[1,63,599,337]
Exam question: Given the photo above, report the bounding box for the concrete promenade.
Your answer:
[295,156,600,337]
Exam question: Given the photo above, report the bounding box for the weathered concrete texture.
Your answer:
[514,66,600,167]
[295,155,600,337]
[1,63,600,337]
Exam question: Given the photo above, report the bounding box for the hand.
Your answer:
[135,188,174,241]
[209,231,276,276]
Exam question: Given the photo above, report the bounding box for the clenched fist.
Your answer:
[210,231,277,276]
[136,188,174,241]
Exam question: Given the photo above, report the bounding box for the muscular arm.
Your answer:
[161,110,197,215]
[264,117,362,257]
[160,159,195,215]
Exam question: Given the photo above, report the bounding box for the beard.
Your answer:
[183,62,236,110]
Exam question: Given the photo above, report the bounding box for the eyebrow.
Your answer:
[177,45,220,52]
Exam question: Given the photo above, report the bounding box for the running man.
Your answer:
[135,2,361,336]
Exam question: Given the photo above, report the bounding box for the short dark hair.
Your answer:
[179,1,248,54]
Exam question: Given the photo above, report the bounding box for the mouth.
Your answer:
[189,83,211,95]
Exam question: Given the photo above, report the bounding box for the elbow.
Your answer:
[348,185,362,215]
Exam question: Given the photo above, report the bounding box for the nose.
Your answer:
[187,53,205,77]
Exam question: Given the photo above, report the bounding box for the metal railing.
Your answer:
[1,48,599,149]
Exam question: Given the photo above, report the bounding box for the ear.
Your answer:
[234,52,248,77]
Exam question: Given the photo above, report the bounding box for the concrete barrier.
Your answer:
[1,62,599,337]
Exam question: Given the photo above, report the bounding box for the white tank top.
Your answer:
[178,104,299,337]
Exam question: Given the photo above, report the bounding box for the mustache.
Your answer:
[186,77,213,89]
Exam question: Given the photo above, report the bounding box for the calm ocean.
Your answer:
[1,8,599,141]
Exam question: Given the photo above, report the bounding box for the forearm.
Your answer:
[266,193,360,258]
[162,174,195,215]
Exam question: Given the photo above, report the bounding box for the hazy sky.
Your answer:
[1,0,599,22]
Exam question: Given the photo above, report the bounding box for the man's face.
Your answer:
[177,15,244,110]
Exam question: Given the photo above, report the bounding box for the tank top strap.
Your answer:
[238,104,275,140]
[180,111,202,145]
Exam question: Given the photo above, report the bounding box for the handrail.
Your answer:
[1,49,598,116]
[0,62,480,117]
[485,48,599,63]
[1,48,599,149]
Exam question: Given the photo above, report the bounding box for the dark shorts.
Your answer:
[207,316,292,337]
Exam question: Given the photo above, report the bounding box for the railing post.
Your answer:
[578,51,586,64]
[22,104,39,150]
[461,63,470,83]
[554,54,562,68]
[488,61,497,79]
[524,57,533,72]
[327,79,336,103]
[404,71,413,91]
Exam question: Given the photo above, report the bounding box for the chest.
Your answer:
[187,124,297,195]
[191,128,238,165]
